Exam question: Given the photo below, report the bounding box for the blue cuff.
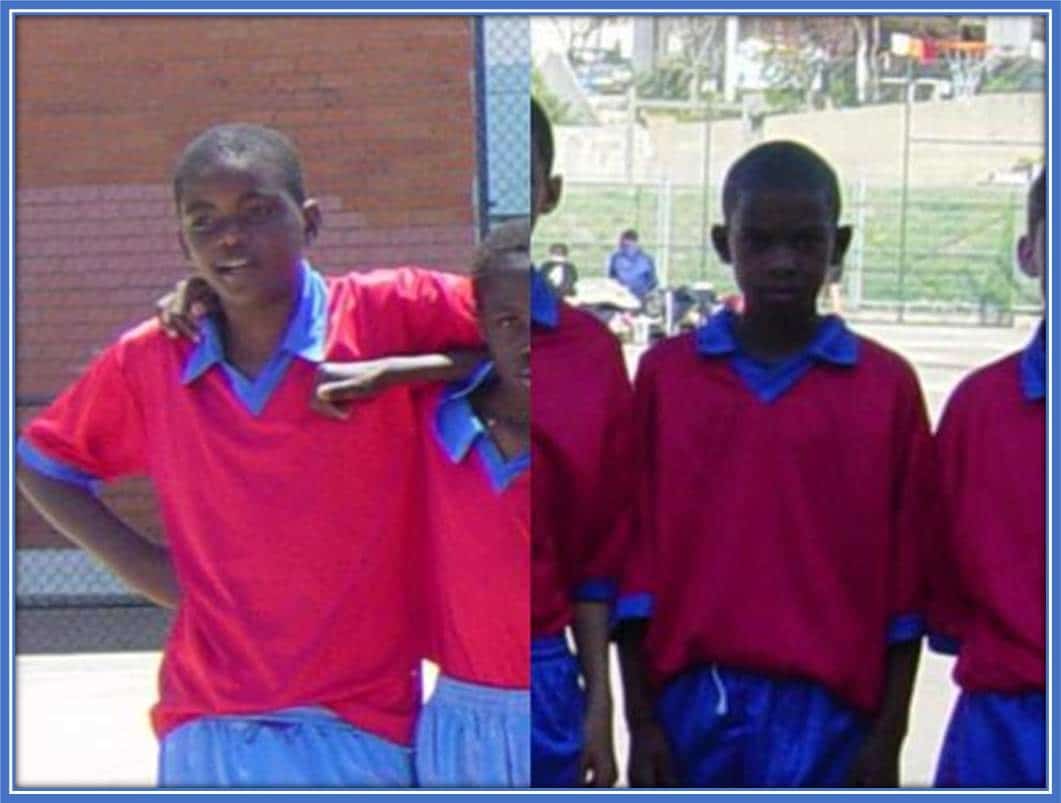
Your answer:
[928,632,961,656]
[887,613,925,645]
[17,438,102,494]
[612,592,654,625]
[573,578,617,603]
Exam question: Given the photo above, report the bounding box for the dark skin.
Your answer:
[616,620,676,787]
[15,156,324,612]
[176,156,322,380]
[847,640,921,787]
[156,263,484,414]
[622,186,916,788]
[16,467,179,608]
[711,188,852,363]
[532,133,617,788]
[469,260,530,459]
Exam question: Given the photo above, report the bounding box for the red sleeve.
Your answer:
[614,353,659,622]
[568,334,634,601]
[20,343,148,483]
[347,267,480,355]
[924,390,973,653]
[887,367,938,643]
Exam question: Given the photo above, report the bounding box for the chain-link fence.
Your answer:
[476,15,530,235]
[534,87,1043,324]
[534,175,1038,324]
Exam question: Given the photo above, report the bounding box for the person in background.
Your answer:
[540,242,578,298]
[606,229,657,302]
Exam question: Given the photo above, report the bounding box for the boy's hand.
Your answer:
[627,719,677,788]
[846,727,902,788]
[579,701,617,787]
[311,360,396,420]
[156,276,217,342]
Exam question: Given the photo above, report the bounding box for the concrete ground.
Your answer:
[13,318,1037,789]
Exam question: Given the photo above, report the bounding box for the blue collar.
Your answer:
[696,308,859,402]
[1020,320,1046,402]
[531,267,559,329]
[435,360,530,492]
[180,262,328,415]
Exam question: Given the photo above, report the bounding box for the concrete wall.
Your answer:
[555,92,1044,188]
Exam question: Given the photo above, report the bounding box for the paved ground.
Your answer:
[13,318,1037,788]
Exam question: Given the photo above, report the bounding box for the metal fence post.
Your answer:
[897,59,913,322]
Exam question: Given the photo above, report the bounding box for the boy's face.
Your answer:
[1018,218,1046,300]
[478,253,531,395]
[712,188,851,319]
[177,157,319,310]
[531,142,562,231]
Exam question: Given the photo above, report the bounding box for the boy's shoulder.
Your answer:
[943,349,1024,416]
[850,330,921,386]
[636,330,704,377]
[545,301,625,362]
[111,317,188,363]
[326,265,468,295]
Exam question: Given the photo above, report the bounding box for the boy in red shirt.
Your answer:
[616,141,934,788]
[17,123,478,787]
[529,98,631,788]
[927,169,1046,788]
[413,218,531,787]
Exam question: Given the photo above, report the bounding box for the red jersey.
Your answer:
[620,311,934,714]
[18,264,477,745]
[530,270,634,637]
[417,363,530,688]
[927,324,1045,693]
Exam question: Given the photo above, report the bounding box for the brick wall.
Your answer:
[15,15,480,548]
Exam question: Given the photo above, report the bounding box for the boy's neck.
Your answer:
[217,293,298,381]
[471,380,529,460]
[734,307,822,363]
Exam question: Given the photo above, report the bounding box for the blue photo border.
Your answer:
[0,1,1057,801]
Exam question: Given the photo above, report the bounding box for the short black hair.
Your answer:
[173,123,306,208]
[722,140,841,223]
[1028,167,1046,233]
[473,217,531,288]
[531,97,554,176]
[620,229,638,241]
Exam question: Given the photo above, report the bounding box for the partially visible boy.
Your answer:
[413,218,531,787]
[927,169,1046,788]
[540,242,578,298]
[530,97,630,788]
[17,124,479,787]
[616,140,934,788]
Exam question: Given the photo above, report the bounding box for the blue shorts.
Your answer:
[935,690,1045,788]
[657,665,867,788]
[158,706,413,788]
[414,674,530,788]
[530,634,585,787]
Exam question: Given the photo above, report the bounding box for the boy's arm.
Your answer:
[847,639,921,788]
[17,465,178,609]
[155,276,215,341]
[571,600,617,788]
[616,619,676,788]
[850,374,936,788]
[312,350,487,419]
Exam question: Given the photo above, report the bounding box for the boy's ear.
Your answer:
[538,175,563,218]
[710,225,731,263]
[302,199,323,244]
[832,224,853,266]
[1016,234,1037,278]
